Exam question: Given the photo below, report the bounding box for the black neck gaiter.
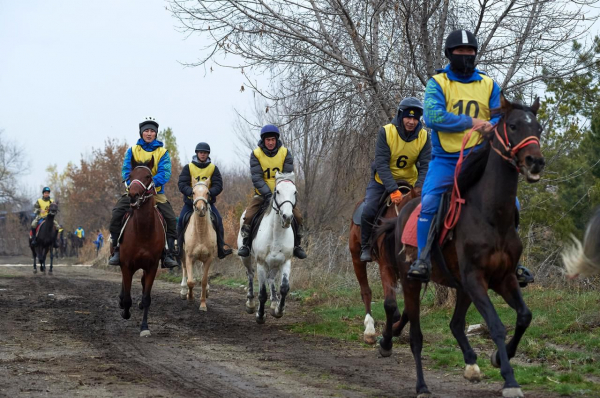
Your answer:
[449,54,476,76]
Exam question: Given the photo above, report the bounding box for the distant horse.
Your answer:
[238,172,296,324]
[180,180,217,311]
[29,203,59,274]
[374,96,545,398]
[348,181,416,344]
[118,157,165,337]
[563,207,600,277]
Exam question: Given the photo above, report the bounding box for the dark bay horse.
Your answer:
[30,203,59,274]
[348,181,416,343]
[374,96,545,398]
[118,157,165,337]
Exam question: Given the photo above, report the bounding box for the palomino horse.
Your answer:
[374,96,545,398]
[180,180,217,311]
[348,181,416,344]
[238,172,296,324]
[30,202,59,274]
[564,207,600,277]
[118,157,165,337]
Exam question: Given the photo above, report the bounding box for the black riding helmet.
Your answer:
[195,142,211,153]
[444,30,478,58]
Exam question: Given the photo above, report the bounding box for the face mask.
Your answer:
[449,54,476,76]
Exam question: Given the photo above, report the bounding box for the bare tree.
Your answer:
[0,130,29,205]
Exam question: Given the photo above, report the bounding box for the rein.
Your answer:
[128,166,157,209]
[272,179,297,214]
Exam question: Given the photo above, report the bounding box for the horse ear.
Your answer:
[500,92,512,113]
[147,157,154,170]
[530,97,540,115]
[275,171,282,179]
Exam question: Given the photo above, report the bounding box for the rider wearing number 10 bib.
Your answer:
[237,124,306,259]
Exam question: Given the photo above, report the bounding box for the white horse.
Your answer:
[180,180,217,311]
[238,172,296,324]
[563,207,600,278]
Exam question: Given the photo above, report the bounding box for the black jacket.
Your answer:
[250,139,294,196]
[178,155,223,205]
[373,115,432,193]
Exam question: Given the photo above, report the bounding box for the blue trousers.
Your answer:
[360,179,387,246]
[177,202,224,245]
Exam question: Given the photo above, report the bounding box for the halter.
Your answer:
[128,166,157,209]
[272,179,297,214]
[490,121,540,172]
[192,181,211,211]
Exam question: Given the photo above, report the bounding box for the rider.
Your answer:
[74,226,85,239]
[237,124,306,259]
[407,29,534,286]
[108,118,179,268]
[359,97,431,262]
[177,142,232,259]
[30,187,60,246]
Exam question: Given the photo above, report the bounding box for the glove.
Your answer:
[390,190,403,205]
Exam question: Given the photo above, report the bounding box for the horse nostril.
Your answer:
[537,157,546,167]
[525,155,534,166]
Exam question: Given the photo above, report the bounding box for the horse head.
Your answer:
[192,179,211,217]
[273,172,297,229]
[47,203,59,217]
[495,95,545,182]
[128,157,156,208]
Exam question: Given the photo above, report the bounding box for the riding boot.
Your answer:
[293,224,307,259]
[360,244,372,262]
[407,215,436,283]
[30,227,37,246]
[108,238,120,266]
[214,218,232,259]
[162,238,179,269]
[237,224,252,257]
[516,263,534,288]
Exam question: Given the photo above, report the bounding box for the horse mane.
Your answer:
[275,172,295,184]
[456,141,491,194]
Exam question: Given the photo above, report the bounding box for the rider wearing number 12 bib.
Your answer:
[237,124,306,259]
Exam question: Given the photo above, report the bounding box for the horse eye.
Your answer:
[509,124,517,130]
[276,190,279,194]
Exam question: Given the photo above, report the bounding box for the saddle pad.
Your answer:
[352,202,365,225]
[401,204,421,247]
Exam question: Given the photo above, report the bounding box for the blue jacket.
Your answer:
[122,139,172,193]
[424,65,501,158]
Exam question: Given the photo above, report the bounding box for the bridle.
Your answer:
[272,179,297,215]
[490,119,540,172]
[192,180,210,214]
[128,166,156,209]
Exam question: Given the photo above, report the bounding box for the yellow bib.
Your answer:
[189,162,215,188]
[374,125,428,187]
[253,146,288,194]
[75,229,84,238]
[130,145,168,193]
[37,198,54,217]
[432,73,493,153]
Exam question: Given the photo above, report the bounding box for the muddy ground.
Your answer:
[0,263,556,398]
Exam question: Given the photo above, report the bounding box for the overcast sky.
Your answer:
[0,0,264,195]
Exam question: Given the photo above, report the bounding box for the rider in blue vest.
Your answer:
[407,29,534,287]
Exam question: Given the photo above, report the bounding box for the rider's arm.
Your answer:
[178,164,193,197]
[282,150,294,173]
[121,147,133,184]
[250,151,271,196]
[33,200,41,215]
[489,82,502,126]
[424,78,473,133]
[415,134,432,188]
[209,166,223,199]
[374,127,398,193]
[153,150,172,188]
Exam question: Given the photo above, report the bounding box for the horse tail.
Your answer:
[563,208,600,277]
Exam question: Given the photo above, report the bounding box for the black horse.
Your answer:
[29,203,59,274]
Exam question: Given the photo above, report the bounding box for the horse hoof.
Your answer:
[199,304,207,312]
[364,333,378,345]
[121,311,131,320]
[245,306,255,314]
[464,364,482,382]
[502,387,524,398]
[378,342,393,357]
[256,315,266,324]
[33,269,37,274]
[270,301,277,310]
[270,308,283,318]
[140,330,151,337]
[138,301,143,310]
[490,350,500,368]
[417,393,431,398]
[180,294,187,300]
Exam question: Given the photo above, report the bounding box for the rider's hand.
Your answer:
[390,190,403,205]
[472,117,493,134]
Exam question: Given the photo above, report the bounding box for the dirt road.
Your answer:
[0,265,553,397]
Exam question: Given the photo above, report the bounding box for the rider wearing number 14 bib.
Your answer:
[237,125,306,259]
[407,29,534,287]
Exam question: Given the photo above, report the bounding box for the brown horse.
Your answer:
[29,202,59,274]
[374,96,545,398]
[348,182,416,343]
[118,157,166,337]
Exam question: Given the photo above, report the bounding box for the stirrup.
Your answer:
[108,250,120,266]
[407,258,431,282]
[359,246,372,262]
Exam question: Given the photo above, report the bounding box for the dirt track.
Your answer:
[0,264,555,398]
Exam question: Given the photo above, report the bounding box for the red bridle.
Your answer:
[490,122,540,171]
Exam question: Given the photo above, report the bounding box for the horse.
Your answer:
[29,203,59,274]
[348,181,416,344]
[373,96,545,398]
[237,172,296,324]
[179,180,218,311]
[563,207,600,277]
[118,157,166,337]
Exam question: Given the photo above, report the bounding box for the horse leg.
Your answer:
[491,277,532,369]
[450,289,481,382]
[185,253,195,301]
[241,255,255,313]
[353,254,375,344]
[120,269,133,320]
[404,282,430,397]
[140,267,158,337]
[378,264,400,357]
[272,260,290,318]
[256,263,268,324]
[464,272,522,397]
[32,247,37,274]
[180,254,188,300]
[49,248,53,273]
[199,258,212,312]
[138,273,146,310]
[267,268,278,310]
[392,310,409,337]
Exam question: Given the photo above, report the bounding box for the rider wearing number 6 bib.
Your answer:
[359,97,431,262]
[237,124,306,259]
[407,29,534,286]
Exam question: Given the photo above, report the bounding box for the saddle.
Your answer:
[117,208,167,246]
[401,192,451,248]
[249,200,270,242]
